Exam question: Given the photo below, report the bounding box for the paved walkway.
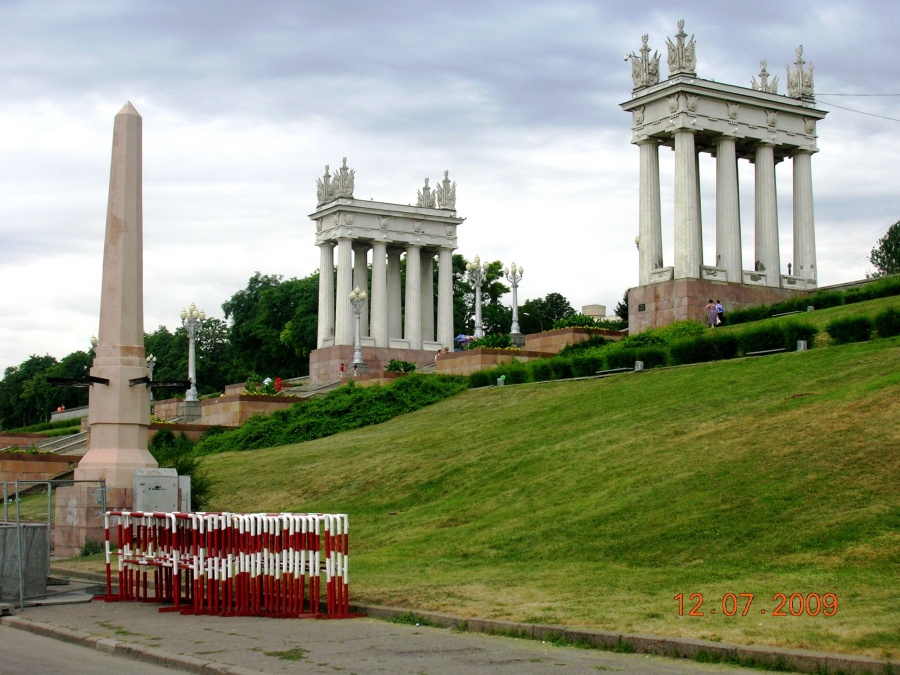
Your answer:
[2,599,760,675]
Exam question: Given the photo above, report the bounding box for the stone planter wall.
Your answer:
[524,327,623,355]
[0,452,81,483]
[153,395,301,427]
[435,348,549,377]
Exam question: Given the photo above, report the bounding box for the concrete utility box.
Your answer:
[0,523,49,602]
[133,468,179,512]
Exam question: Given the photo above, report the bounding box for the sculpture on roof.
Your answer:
[417,177,436,208]
[436,170,457,210]
[666,19,696,77]
[787,45,814,99]
[316,165,333,205]
[751,60,779,94]
[333,157,355,199]
[626,33,661,90]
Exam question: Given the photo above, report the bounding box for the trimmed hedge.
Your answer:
[737,324,788,354]
[670,332,739,365]
[826,317,873,345]
[782,322,819,351]
[874,307,900,338]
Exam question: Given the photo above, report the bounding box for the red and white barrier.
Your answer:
[102,511,351,618]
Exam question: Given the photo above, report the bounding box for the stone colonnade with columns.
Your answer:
[621,24,827,333]
[308,162,463,384]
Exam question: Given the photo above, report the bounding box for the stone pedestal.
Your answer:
[53,485,131,558]
[178,400,202,423]
[628,279,804,334]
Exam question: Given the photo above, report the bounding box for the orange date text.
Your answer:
[674,593,838,617]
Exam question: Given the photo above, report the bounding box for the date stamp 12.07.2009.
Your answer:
[675,593,838,617]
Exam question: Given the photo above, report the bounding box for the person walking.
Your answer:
[706,299,718,327]
[339,363,345,378]
[716,300,725,326]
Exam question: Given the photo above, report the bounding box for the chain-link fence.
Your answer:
[0,479,107,609]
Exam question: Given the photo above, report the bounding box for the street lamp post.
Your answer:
[349,286,368,375]
[146,354,157,402]
[466,255,489,339]
[180,303,205,401]
[503,261,524,347]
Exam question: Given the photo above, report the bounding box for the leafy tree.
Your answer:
[451,255,510,336]
[223,271,318,379]
[0,355,58,429]
[519,293,575,334]
[868,220,900,278]
[615,291,629,324]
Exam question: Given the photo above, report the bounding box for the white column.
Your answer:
[335,237,354,345]
[420,250,434,342]
[754,142,780,286]
[404,244,422,349]
[638,139,663,285]
[715,136,742,281]
[793,150,817,284]
[370,241,388,347]
[316,242,335,348]
[353,245,369,336]
[387,248,403,341]
[673,129,701,279]
[437,247,454,349]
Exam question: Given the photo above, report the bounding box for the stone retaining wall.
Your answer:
[524,327,623,355]
[435,348,549,377]
[0,453,81,483]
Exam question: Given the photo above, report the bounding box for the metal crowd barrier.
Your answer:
[103,511,350,617]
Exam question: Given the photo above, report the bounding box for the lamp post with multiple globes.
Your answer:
[466,255,489,339]
[349,287,368,374]
[180,303,205,401]
[503,261,524,347]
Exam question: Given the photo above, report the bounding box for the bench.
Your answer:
[745,348,786,357]
[771,311,801,318]
[595,367,632,378]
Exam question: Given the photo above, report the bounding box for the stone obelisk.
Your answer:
[76,102,157,490]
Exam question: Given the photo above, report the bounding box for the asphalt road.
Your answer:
[4,600,766,674]
[0,624,186,674]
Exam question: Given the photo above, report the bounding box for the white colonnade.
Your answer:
[311,163,462,352]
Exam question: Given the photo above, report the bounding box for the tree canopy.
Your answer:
[868,220,900,278]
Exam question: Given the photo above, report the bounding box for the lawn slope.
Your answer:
[203,338,900,658]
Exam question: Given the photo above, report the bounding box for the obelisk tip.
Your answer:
[117,101,141,117]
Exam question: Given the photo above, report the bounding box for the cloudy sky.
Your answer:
[1,1,897,371]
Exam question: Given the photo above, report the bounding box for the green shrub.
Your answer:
[726,305,770,326]
[468,369,493,389]
[195,375,469,453]
[529,360,553,382]
[469,333,513,349]
[781,322,819,351]
[149,428,214,510]
[656,320,706,342]
[635,346,668,369]
[503,363,530,384]
[557,335,610,357]
[807,290,843,310]
[826,316,873,344]
[874,307,900,338]
[550,358,574,379]
[605,347,640,369]
[670,336,711,365]
[552,314,596,329]
[80,539,104,557]
[737,325,786,354]
[572,353,605,377]
[385,359,417,373]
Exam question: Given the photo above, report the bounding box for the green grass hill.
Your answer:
[203,335,900,659]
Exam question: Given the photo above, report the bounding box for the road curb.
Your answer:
[0,615,262,674]
[354,603,899,675]
[3,601,897,675]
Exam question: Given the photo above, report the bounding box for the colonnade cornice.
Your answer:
[308,198,465,225]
